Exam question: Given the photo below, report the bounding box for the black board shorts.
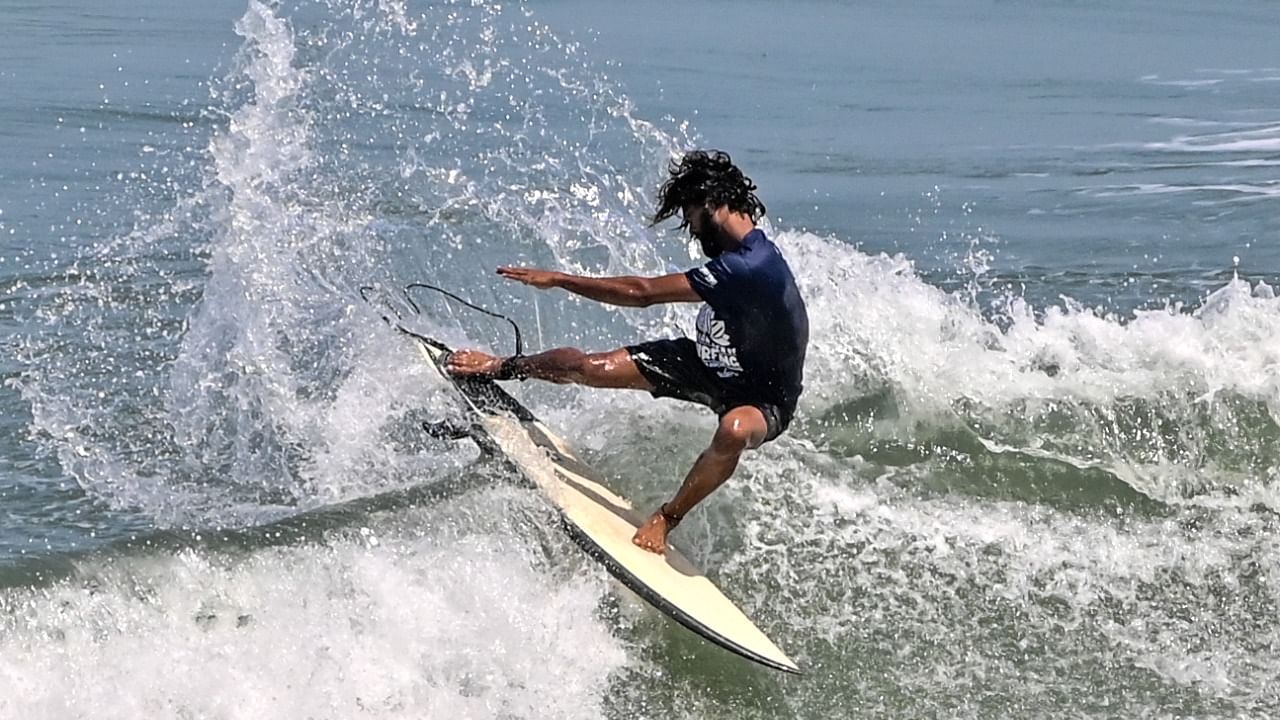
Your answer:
[626,338,792,443]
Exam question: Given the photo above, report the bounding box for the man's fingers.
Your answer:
[630,515,668,555]
[497,266,531,283]
[497,266,557,289]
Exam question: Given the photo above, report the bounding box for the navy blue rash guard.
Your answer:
[684,228,809,411]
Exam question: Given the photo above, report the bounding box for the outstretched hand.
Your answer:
[497,266,563,289]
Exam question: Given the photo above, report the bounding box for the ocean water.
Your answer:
[2,0,1279,717]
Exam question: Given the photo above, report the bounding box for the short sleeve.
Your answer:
[685,254,748,308]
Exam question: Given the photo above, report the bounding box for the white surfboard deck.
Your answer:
[415,336,799,674]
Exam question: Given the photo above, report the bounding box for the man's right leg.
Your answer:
[446,347,655,391]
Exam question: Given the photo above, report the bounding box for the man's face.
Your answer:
[682,204,722,258]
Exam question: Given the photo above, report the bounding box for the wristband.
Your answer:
[494,355,528,381]
[659,503,683,529]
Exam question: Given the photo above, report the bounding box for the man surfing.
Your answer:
[447,150,809,555]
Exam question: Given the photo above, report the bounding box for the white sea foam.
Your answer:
[767,227,1280,505]
[693,436,1280,712]
[1148,117,1263,129]
[0,497,628,719]
[778,227,1280,412]
[1146,123,1280,153]
[1087,181,1280,201]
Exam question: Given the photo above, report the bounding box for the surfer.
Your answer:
[447,150,809,554]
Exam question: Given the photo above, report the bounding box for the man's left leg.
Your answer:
[446,347,654,390]
[631,405,768,555]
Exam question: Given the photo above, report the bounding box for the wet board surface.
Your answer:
[415,336,799,674]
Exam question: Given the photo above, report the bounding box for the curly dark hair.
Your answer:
[651,150,766,228]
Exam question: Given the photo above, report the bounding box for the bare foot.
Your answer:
[631,510,672,555]
[445,349,504,377]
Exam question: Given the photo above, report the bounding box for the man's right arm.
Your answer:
[498,266,701,307]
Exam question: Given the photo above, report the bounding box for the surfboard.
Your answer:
[413,335,800,674]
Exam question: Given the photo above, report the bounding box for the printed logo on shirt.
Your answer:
[696,266,718,287]
[696,305,741,378]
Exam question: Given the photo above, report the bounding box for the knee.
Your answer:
[561,348,591,374]
[710,408,766,456]
[542,347,590,382]
[577,350,622,382]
